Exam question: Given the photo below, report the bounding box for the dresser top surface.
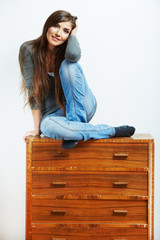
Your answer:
[26,134,154,144]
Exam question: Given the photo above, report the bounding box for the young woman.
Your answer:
[19,10,135,149]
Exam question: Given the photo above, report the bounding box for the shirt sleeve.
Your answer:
[65,35,81,62]
[19,42,40,110]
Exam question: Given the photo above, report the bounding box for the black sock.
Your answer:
[62,140,79,149]
[114,125,135,137]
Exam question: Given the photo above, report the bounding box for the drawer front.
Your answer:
[32,199,147,223]
[32,171,148,197]
[32,225,148,240]
[32,234,148,240]
[32,143,148,169]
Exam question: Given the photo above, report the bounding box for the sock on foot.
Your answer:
[114,125,135,137]
[62,140,79,149]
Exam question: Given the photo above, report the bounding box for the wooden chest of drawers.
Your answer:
[26,134,154,240]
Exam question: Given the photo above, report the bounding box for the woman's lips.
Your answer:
[52,36,60,42]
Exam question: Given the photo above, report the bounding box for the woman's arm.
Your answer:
[65,21,81,62]
[32,109,41,135]
[19,43,41,141]
[19,42,40,109]
[23,109,41,142]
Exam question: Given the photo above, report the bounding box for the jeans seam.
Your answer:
[87,99,97,122]
[66,61,78,121]
[46,117,114,133]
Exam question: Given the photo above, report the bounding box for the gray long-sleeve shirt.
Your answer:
[19,35,81,120]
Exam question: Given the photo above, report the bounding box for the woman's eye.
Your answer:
[64,29,70,34]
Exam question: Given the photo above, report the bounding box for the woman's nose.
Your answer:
[55,28,61,36]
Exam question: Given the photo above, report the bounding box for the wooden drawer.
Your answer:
[32,143,148,169]
[32,171,148,197]
[32,236,147,240]
[32,224,148,240]
[32,199,147,224]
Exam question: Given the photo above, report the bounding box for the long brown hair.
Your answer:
[19,10,77,114]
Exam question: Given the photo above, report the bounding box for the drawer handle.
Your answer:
[113,153,128,158]
[51,210,66,215]
[113,182,128,188]
[52,238,66,240]
[113,210,128,216]
[52,181,66,187]
[113,239,127,240]
[53,151,68,157]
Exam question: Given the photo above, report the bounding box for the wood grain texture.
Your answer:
[25,134,154,240]
[32,171,148,197]
[26,133,153,143]
[148,141,154,240]
[26,141,32,240]
[32,143,148,169]
[32,234,147,240]
[32,224,148,240]
[32,199,148,223]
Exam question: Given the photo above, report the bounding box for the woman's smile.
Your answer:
[51,35,60,42]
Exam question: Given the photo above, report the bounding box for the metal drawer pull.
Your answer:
[52,181,66,187]
[113,182,128,188]
[53,151,68,157]
[113,210,128,215]
[113,153,128,158]
[51,210,66,215]
[52,238,66,240]
[113,239,127,240]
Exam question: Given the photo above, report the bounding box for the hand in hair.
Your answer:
[71,20,78,36]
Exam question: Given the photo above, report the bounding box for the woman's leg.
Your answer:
[59,59,99,148]
[40,111,115,141]
[59,59,97,123]
[40,60,135,142]
[61,61,97,149]
[40,60,115,141]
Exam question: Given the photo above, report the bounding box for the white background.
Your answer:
[0,0,160,239]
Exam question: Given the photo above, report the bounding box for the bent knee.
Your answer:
[59,60,81,79]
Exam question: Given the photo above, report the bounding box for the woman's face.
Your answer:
[46,21,72,50]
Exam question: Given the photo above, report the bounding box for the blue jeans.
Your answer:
[40,60,115,141]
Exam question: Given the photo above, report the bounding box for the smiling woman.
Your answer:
[47,22,72,49]
[19,10,135,149]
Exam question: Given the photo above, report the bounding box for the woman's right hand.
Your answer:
[23,130,40,142]
[24,109,41,142]
[71,20,78,36]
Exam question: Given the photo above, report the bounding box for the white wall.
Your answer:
[0,0,159,239]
